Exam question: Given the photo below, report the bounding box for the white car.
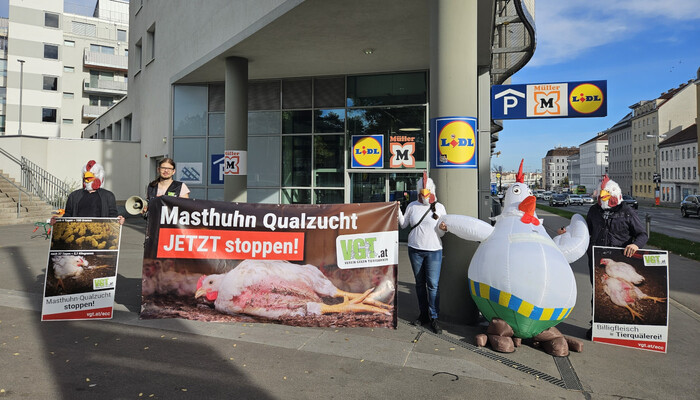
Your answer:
[542,191,553,201]
[567,194,583,205]
[581,195,595,204]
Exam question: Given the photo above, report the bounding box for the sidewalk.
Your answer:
[0,211,698,399]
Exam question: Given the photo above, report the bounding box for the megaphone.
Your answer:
[125,196,146,215]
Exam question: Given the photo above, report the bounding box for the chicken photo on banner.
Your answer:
[438,160,589,356]
[140,197,398,328]
[592,247,668,325]
[44,253,118,296]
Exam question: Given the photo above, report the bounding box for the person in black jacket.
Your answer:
[561,176,647,339]
[585,176,648,283]
[59,160,124,225]
[142,158,190,217]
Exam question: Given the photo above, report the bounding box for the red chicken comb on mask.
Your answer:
[516,159,524,183]
[600,175,610,190]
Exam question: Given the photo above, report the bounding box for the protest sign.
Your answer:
[41,218,122,321]
[592,246,669,353]
[141,197,398,328]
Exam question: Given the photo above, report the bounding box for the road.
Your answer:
[538,200,700,242]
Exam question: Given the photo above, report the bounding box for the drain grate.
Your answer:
[401,319,584,390]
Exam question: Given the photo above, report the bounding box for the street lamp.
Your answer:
[17,59,25,135]
[646,133,667,206]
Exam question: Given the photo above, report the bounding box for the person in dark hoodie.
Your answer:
[60,160,124,225]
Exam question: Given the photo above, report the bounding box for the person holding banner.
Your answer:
[398,173,447,334]
[142,158,190,217]
[559,175,647,339]
[55,160,124,225]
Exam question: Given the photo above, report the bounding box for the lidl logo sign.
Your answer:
[431,116,477,169]
[569,83,604,115]
[492,80,607,119]
[352,135,383,168]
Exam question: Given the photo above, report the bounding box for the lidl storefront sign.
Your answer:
[492,80,607,119]
[431,116,477,169]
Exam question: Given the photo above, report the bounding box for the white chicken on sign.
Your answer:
[51,255,90,291]
[599,258,665,321]
[195,259,393,319]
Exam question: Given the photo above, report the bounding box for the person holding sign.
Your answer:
[55,160,124,225]
[398,172,447,334]
[142,158,190,217]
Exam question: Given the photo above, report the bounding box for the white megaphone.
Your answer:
[125,196,146,215]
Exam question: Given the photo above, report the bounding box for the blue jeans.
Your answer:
[408,247,443,320]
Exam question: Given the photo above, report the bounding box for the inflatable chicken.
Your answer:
[439,160,589,355]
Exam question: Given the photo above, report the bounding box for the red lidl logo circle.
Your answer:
[569,83,604,114]
[352,135,383,168]
[438,121,475,165]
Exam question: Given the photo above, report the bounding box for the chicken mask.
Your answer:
[598,175,622,209]
[82,160,105,191]
[417,171,436,204]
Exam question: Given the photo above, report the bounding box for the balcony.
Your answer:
[83,79,127,96]
[83,50,128,72]
[82,105,109,120]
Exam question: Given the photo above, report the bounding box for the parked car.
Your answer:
[680,195,700,218]
[567,194,583,205]
[534,189,546,199]
[581,195,595,204]
[622,195,638,209]
[542,191,553,201]
[549,194,569,207]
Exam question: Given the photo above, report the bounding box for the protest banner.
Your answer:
[140,197,398,328]
[41,218,122,321]
[592,246,669,353]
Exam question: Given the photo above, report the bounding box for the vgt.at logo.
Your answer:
[569,83,604,114]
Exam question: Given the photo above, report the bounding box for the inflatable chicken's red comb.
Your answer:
[516,159,524,183]
[600,175,610,190]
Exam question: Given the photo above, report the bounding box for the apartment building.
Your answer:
[578,133,608,192]
[542,147,578,191]
[606,112,633,195]
[659,124,698,202]
[3,0,128,139]
[629,81,697,201]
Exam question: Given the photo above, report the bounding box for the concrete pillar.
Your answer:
[224,57,248,202]
[430,0,480,324]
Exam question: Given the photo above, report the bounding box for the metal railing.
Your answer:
[0,147,70,210]
[0,172,31,217]
[20,157,71,209]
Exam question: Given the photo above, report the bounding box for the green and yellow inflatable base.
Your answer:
[469,279,573,339]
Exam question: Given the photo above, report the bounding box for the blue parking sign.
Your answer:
[211,154,225,185]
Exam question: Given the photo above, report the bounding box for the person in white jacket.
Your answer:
[398,173,447,334]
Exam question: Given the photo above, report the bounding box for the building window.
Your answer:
[43,76,58,91]
[64,66,74,73]
[63,92,74,99]
[42,108,57,123]
[72,21,96,36]
[64,40,75,47]
[117,29,127,42]
[44,44,59,59]
[45,12,59,28]
[135,38,142,70]
[90,44,115,54]
[146,23,155,61]
[62,118,73,124]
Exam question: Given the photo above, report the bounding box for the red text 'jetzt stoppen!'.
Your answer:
[157,228,304,260]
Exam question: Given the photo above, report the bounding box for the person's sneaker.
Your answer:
[412,314,428,326]
[430,319,442,334]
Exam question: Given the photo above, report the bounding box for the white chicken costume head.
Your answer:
[417,171,436,204]
[438,159,589,338]
[598,175,622,209]
[82,160,105,191]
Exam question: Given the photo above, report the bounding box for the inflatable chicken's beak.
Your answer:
[419,188,430,197]
[83,171,95,183]
[600,190,611,202]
